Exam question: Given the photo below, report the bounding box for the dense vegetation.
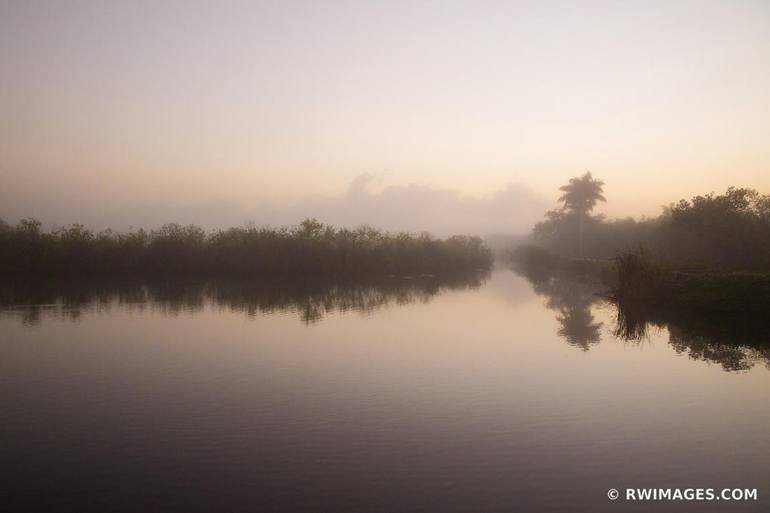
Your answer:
[0,218,492,276]
[608,250,770,314]
[533,184,770,271]
[512,175,770,325]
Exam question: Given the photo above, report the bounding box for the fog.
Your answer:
[291,175,547,236]
[0,174,547,236]
[3,1,770,235]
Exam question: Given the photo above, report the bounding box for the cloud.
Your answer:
[1,174,548,236]
[285,174,548,236]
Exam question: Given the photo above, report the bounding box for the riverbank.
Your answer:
[509,245,770,315]
[612,252,770,315]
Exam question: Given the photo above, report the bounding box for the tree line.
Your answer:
[0,218,492,276]
[531,173,770,271]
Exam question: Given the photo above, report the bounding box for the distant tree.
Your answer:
[557,172,606,256]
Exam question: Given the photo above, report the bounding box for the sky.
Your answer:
[1,0,769,234]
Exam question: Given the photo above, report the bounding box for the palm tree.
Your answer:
[558,172,606,256]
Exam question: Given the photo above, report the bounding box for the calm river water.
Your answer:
[1,269,768,512]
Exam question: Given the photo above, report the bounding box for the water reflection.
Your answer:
[514,264,770,372]
[0,271,489,326]
[614,299,770,372]
[516,266,604,351]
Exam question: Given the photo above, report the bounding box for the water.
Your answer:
[1,269,768,512]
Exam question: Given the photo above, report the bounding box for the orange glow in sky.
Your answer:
[1,1,769,232]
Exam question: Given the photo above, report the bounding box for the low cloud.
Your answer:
[2,174,548,236]
[286,174,547,236]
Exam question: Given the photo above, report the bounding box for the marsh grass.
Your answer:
[0,218,493,276]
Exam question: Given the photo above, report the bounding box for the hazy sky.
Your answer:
[2,0,769,233]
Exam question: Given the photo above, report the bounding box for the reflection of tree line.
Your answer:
[0,271,489,326]
[613,300,770,372]
[515,266,770,372]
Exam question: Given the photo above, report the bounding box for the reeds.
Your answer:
[0,218,493,276]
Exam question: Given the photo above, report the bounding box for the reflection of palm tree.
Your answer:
[525,271,604,350]
[557,306,603,351]
[558,172,606,256]
[515,260,770,370]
